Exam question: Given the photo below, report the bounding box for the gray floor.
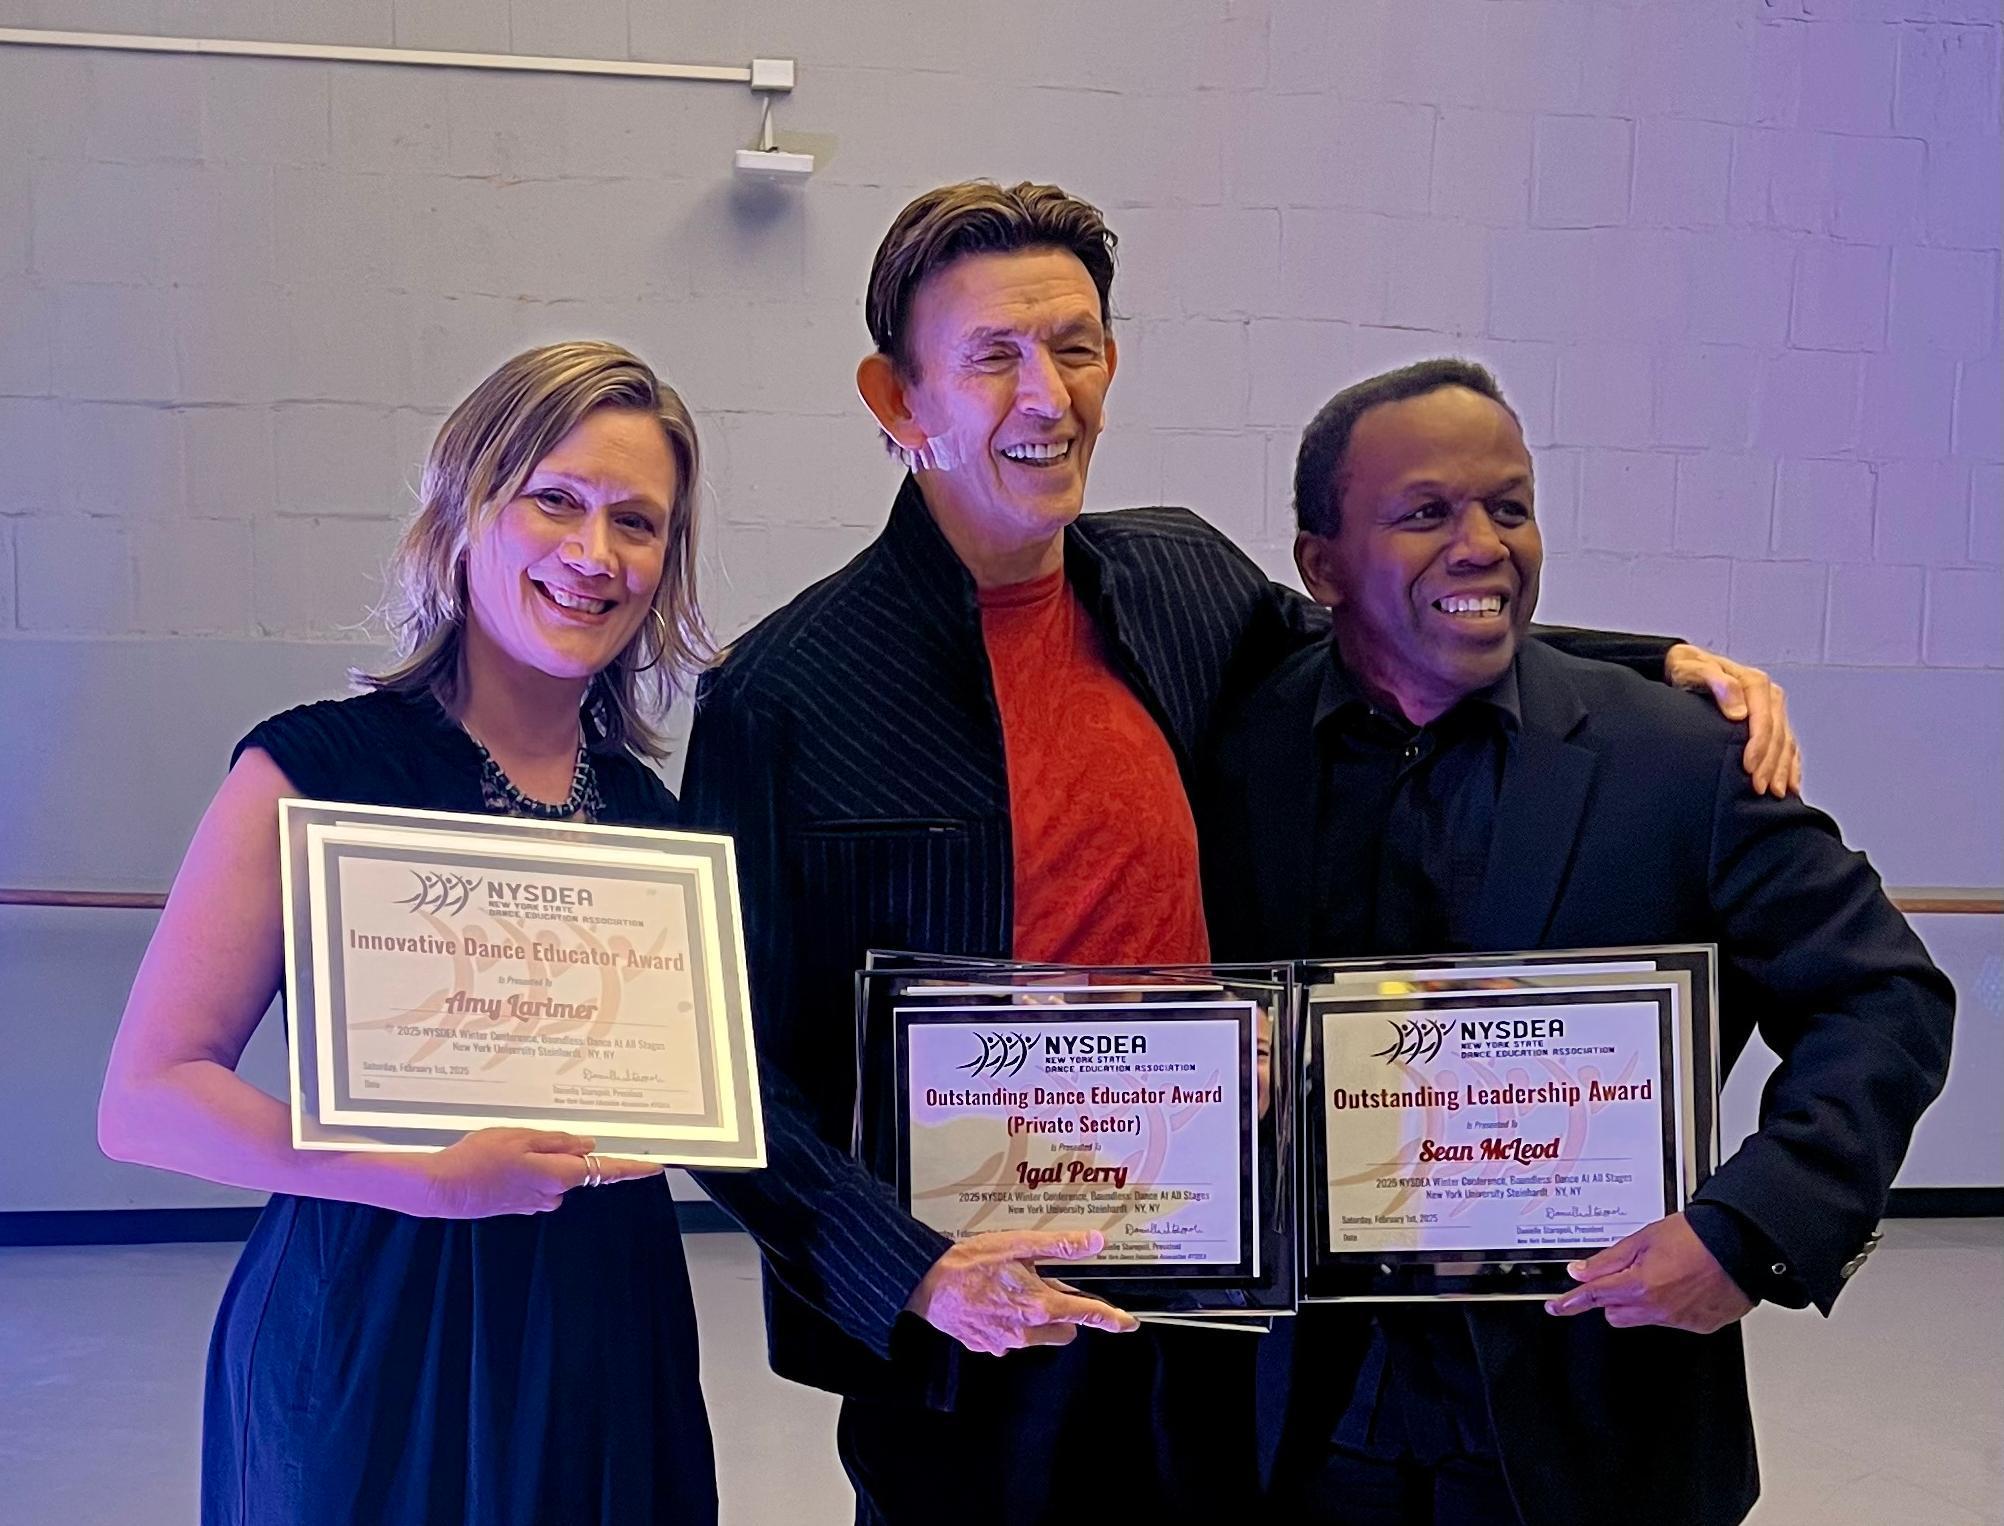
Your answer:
[1,1221,1997,1524]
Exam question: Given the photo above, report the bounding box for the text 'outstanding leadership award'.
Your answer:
[278,800,765,1168]
[1302,948,1720,1301]
[857,956,1300,1322]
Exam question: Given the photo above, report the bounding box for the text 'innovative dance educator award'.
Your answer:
[278,800,766,1168]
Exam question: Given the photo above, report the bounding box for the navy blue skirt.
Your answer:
[201,1179,717,1525]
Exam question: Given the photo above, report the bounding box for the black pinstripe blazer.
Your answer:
[681,475,1676,1402]
[682,477,1314,1398]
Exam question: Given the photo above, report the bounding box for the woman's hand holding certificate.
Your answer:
[406,1127,661,1218]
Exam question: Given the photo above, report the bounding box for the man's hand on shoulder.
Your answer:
[1543,1211,1755,1334]
[905,1229,1140,1356]
[1663,644,1802,799]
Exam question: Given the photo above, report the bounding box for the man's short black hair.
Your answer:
[1292,358,1517,536]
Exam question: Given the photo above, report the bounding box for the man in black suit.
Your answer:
[1202,358,1955,1525]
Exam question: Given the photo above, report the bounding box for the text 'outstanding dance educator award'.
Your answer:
[891,991,1261,1284]
[901,1005,1255,1276]
[278,800,766,1168]
[1304,951,1717,1300]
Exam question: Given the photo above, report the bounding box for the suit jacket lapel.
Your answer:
[1471,643,1598,950]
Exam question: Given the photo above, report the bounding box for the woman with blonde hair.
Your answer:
[98,341,1118,1525]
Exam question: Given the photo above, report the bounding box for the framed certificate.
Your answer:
[1307,946,1722,1196]
[278,799,766,1168]
[898,1000,1257,1278]
[857,957,1299,1320]
[1301,949,1718,1301]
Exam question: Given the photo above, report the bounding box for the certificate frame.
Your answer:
[1301,949,1718,1302]
[858,956,1300,1321]
[277,799,766,1168]
[1305,945,1721,1195]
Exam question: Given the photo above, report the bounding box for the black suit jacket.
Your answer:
[1203,637,1954,1526]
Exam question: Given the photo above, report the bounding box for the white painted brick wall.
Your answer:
[0,398,60,513]
[1973,464,2004,562]
[62,402,184,518]
[1729,559,1830,665]
[1555,346,1654,448]
[0,517,14,631]
[1532,115,1634,229]
[1955,358,2002,456]
[1876,459,1976,564]
[1580,450,1677,554]
[0,0,1995,679]
[1926,566,2004,663]
[1862,351,1959,458]
[1658,348,1761,450]
[1676,455,1777,558]
[131,517,253,636]
[1828,561,1927,663]
[394,0,512,55]
[16,514,131,633]
[1775,457,1878,561]
[1632,118,1734,230]
[1758,350,1866,456]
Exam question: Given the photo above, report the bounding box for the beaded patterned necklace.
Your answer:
[465,732,604,822]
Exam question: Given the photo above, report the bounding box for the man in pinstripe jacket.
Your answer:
[680,180,1795,1526]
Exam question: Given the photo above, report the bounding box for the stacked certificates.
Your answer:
[856,955,1299,1322]
[856,947,1721,1321]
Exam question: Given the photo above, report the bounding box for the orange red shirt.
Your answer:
[977,569,1211,966]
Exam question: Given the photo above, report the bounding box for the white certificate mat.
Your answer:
[1317,993,1674,1257]
[279,800,765,1167]
[895,1001,1259,1280]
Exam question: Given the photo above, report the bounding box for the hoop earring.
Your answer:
[629,603,671,673]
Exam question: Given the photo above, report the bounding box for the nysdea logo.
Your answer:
[1373,1018,1448,1066]
[393,870,597,917]
[397,870,481,916]
[957,1032,1034,1079]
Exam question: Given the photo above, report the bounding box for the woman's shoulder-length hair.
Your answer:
[355,340,709,759]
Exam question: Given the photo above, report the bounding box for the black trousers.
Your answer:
[839,1327,1260,1526]
[1289,1446,1521,1526]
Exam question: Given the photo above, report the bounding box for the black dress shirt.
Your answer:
[1306,642,1799,1465]
[1309,653,1519,961]
[1308,649,1517,1463]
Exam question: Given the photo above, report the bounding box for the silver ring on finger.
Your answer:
[582,1153,604,1189]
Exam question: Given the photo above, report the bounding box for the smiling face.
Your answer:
[1295,385,1541,724]
[463,406,675,684]
[871,247,1116,580]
